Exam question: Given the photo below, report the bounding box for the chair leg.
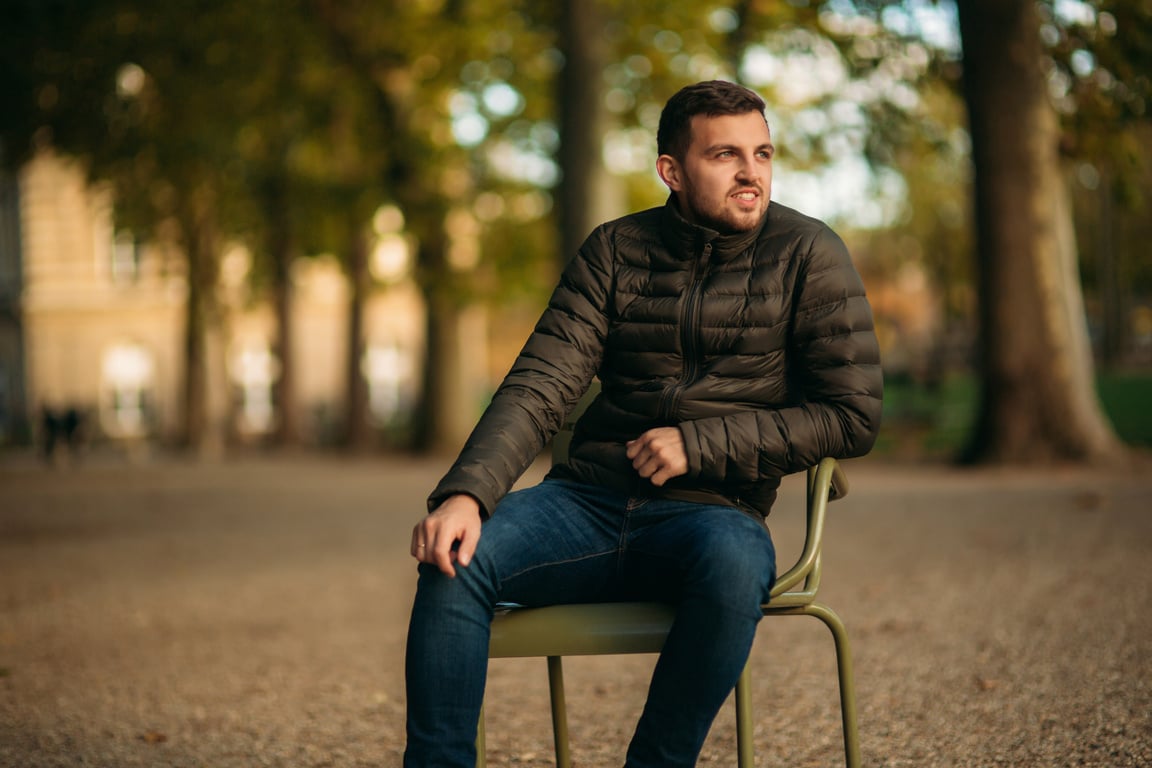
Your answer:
[476,702,487,768]
[546,656,572,768]
[734,660,754,768]
[805,603,861,768]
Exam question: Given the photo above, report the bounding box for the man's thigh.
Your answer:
[475,479,626,607]
[619,503,777,606]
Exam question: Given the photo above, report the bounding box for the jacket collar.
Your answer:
[660,195,767,259]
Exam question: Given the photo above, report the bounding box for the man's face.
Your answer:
[656,111,774,234]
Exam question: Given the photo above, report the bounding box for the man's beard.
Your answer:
[682,184,768,234]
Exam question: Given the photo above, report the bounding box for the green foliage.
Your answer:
[877,371,1152,459]
[1044,0,1152,321]
[0,0,982,303]
[4,0,1150,361]
[304,0,562,301]
[1097,372,1152,447]
[874,372,977,459]
[0,0,110,168]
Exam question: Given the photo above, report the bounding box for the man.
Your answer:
[405,79,882,767]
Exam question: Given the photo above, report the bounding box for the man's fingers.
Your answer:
[409,518,458,576]
[628,428,688,485]
[431,541,457,577]
[427,524,464,577]
[627,436,656,471]
[453,514,484,570]
[411,521,432,560]
[455,529,478,568]
[634,453,659,479]
[412,494,483,577]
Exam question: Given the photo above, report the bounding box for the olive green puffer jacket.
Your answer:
[428,198,883,518]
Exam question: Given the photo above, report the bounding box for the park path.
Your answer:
[1,452,1150,767]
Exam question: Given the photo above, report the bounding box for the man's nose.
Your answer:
[736,159,760,181]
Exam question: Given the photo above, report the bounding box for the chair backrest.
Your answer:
[769,457,847,603]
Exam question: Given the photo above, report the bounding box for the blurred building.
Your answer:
[4,149,426,453]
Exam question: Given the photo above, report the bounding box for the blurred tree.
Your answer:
[291,133,391,451]
[232,0,322,447]
[0,0,257,453]
[852,79,974,374]
[1046,0,1152,368]
[956,0,1125,463]
[1071,121,1152,367]
[1,0,400,452]
[785,0,1146,463]
[554,0,617,266]
[8,0,1142,464]
[698,2,973,375]
[222,0,390,449]
[310,0,559,452]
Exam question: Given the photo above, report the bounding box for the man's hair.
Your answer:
[656,80,767,160]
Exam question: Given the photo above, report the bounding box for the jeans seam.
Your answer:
[615,505,632,579]
[500,549,617,584]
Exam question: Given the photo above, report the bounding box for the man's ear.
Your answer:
[656,155,682,191]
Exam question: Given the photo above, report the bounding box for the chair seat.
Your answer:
[489,602,675,658]
[488,594,821,659]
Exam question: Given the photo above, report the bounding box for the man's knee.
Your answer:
[686,513,776,601]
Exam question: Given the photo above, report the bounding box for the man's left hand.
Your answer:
[626,427,688,487]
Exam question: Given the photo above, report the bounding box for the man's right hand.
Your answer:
[410,494,483,577]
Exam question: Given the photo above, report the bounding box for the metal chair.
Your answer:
[477,399,861,768]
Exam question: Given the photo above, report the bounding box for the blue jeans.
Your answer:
[403,478,777,768]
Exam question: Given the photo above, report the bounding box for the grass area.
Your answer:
[1098,373,1152,447]
[875,370,1152,460]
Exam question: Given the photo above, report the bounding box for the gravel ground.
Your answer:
[1,451,1150,767]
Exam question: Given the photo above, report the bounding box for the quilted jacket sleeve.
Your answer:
[425,228,614,517]
[678,226,883,481]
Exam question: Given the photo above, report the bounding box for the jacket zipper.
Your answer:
[659,240,711,421]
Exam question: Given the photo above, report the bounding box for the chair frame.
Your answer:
[478,457,860,768]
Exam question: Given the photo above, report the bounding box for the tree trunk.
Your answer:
[556,0,619,268]
[956,0,1123,464]
[411,230,484,455]
[177,186,223,455]
[265,175,300,446]
[311,4,498,455]
[342,217,372,451]
[1095,164,1126,368]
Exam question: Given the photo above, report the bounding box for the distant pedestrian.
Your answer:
[40,406,59,464]
[41,405,84,465]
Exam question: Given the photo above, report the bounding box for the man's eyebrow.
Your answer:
[703,142,776,154]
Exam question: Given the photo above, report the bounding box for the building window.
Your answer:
[230,344,278,435]
[100,342,155,438]
[363,343,414,425]
[111,230,140,282]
